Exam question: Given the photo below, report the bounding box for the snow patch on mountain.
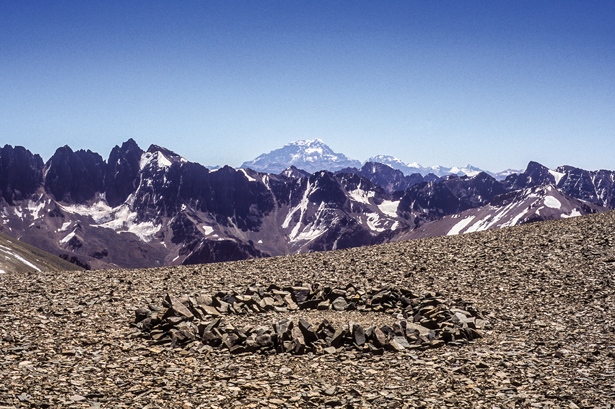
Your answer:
[60,231,77,244]
[60,201,114,224]
[548,169,565,185]
[562,209,582,218]
[366,213,385,232]
[283,181,315,238]
[544,196,562,209]
[140,151,172,170]
[377,200,399,217]
[348,187,376,204]
[447,216,476,236]
[13,208,23,219]
[60,201,161,242]
[0,244,41,272]
[27,200,47,220]
[98,205,161,242]
[239,169,257,182]
[500,206,532,228]
[289,202,333,244]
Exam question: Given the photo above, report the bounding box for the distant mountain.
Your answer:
[397,172,508,224]
[242,139,518,181]
[1,139,613,270]
[241,139,362,174]
[398,184,604,240]
[0,145,44,205]
[367,154,507,179]
[0,140,410,269]
[505,161,615,208]
[335,162,426,194]
[494,169,522,181]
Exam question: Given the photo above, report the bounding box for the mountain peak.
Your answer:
[525,161,549,173]
[241,139,361,174]
[147,145,182,159]
[286,138,325,146]
[280,165,311,179]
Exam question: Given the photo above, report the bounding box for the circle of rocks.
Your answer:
[133,283,489,355]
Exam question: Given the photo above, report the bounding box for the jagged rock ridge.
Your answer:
[0,140,409,269]
[0,139,614,270]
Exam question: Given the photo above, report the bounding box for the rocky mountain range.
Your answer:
[240,139,511,178]
[364,155,522,181]
[1,139,614,271]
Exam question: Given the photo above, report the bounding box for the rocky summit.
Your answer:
[1,210,614,408]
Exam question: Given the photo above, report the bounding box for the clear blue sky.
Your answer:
[1,1,614,172]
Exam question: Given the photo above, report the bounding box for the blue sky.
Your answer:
[1,1,614,172]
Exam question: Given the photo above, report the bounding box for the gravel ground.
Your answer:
[1,210,614,408]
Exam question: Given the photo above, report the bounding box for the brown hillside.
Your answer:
[0,230,83,274]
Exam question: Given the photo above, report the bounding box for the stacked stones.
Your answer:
[133,284,488,355]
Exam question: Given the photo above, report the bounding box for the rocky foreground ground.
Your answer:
[1,211,614,409]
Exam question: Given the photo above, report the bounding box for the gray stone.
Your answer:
[331,297,349,311]
[201,305,221,317]
[256,334,273,348]
[388,338,406,352]
[284,293,298,310]
[405,322,430,337]
[299,318,318,344]
[290,286,311,303]
[330,327,347,347]
[196,294,213,306]
[291,326,306,354]
[393,335,410,349]
[134,307,150,323]
[353,324,366,346]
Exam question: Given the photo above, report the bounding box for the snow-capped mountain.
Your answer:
[0,141,410,269]
[241,139,507,180]
[367,154,496,178]
[1,139,614,271]
[241,139,362,174]
[494,169,522,181]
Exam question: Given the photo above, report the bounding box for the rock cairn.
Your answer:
[133,284,488,355]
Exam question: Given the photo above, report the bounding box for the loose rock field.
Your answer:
[1,210,614,408]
